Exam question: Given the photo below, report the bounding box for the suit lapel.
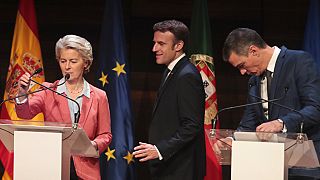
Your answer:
[268,46,287,115]
[55,85,93,125]
[80,90,93,126]
[157,71,173,99]
[152,57,188,115]
[254,77,266,122]
[55,93,72,123]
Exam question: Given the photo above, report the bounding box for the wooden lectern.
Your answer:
[0,119,98,180]
[206,129,320,180]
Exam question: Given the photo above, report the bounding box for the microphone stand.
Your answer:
[29,78,80,130]
[249,94,306,143]
[0,76,69,107]
[0,68,43,107]
[210,97,283,137]
[212,97,283,129]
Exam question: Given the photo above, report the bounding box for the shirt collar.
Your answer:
[57,77,90,98]
[167,53,186,71]
[266,46,281,73]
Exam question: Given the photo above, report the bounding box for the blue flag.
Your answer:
[96,0,135,179]
[303,0,320,67]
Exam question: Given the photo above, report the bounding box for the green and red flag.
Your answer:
[189,0,222,179]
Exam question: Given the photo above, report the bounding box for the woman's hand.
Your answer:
[17,72,31,101]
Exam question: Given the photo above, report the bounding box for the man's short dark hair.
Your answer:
[222,28,267,62]
[153,20,189,51]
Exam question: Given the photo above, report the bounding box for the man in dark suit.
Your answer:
[133,20,206,180]
[222,28,320,179]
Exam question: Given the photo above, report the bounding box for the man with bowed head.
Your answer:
[222,28,320,161]
[16,35,112,180]
[133,20,206,180]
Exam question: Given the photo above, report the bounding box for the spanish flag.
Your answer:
[0,0,45,179]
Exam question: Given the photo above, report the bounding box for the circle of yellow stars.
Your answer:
[99,61,126,87]
[105,147,134,165]
[98,60,133,164]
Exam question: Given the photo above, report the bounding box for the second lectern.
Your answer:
[206,129,320,180]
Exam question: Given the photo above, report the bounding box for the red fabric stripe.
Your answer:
[0,106,14,178]
[204,129,222,180]
[0,142,8,167]
[0,141,13,178]
[18,0,39,38]
[0,104,10,120]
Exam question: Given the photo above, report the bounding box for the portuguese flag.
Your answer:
[189,0,222,179]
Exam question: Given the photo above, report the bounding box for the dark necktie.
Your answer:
[265,70,272,98]
[160,68,170,87]
[261,70,273,119]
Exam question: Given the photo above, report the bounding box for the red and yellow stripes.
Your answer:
[190,54,218,128]
[0,0,45,179]
[0,141,13,180]
[190,54,222,180]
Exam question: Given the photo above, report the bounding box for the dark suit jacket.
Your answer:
[238,46,320,159]
[148,56,206,180]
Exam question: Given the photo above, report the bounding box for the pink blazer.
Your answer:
[16,81,112,180]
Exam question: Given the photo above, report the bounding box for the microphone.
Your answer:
[28,75,80,129]
[0,70,70,107]
[19,67,43,89]
[1,68,44,106]
[31,67,43,77]
[210,92,286,148]
[212,96,284,130]
[212,82,288,130]
[64,73,70,81]
[249,93,306,142]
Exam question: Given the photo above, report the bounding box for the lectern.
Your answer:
[206,129,320,180]
[0,119,98,180]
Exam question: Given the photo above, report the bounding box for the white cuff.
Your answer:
[154,145,163,160]
[282,124,287,133]
[278,119,287,133]
[226,136,234,141]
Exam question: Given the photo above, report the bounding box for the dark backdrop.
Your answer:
[0,0,309,179]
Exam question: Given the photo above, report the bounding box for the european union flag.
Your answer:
[96,0,135,179]
[303,0,320,67]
